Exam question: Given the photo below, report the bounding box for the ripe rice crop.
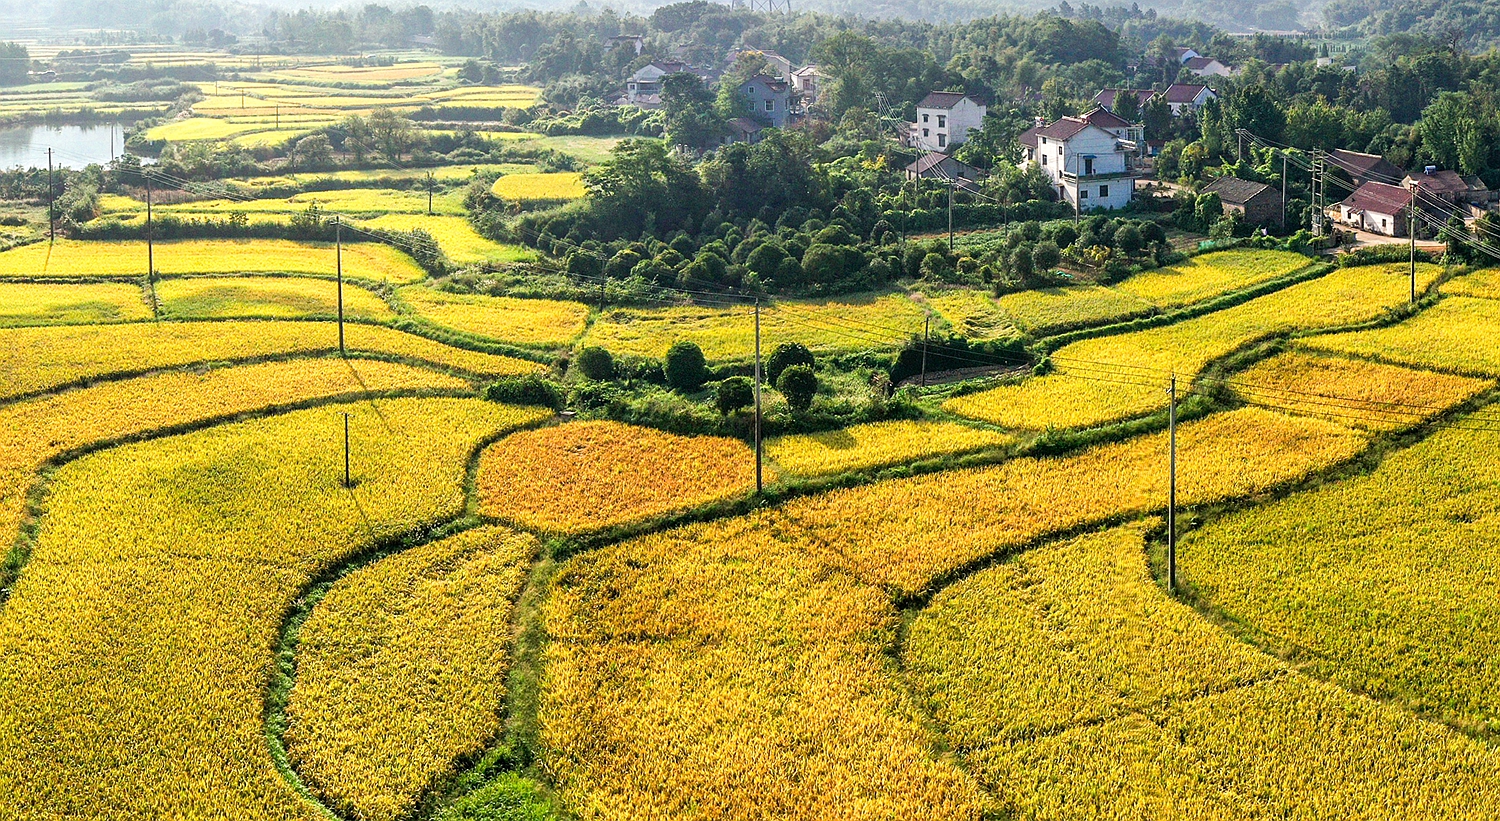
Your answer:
[1228,350,1492,429]
[356,215,536,265]
[0,358,467,569]
[476,420,759,533]
[782,407,1366,595]
[1115,249,1310,307]
[766,419,1015,477]
[489,171,585,202]
[585,294,927,361]
[997,284,1153,335]
[949,263,1445,430]
[0,398,548,819]
[0,320,539,399]
[0,282,151,327]
[285,525,538,821]
[541,511,990,821]
[156,276,394,321]
[0,238,427,283]
[104,188,467,217]
[1300,296,1500,377]
[144,117,272,141]
[1442,267,1500,299]
[908,525,1500,819]
[922,290,1019,339]
[1180,415,1500,734]
[399,286,588,348]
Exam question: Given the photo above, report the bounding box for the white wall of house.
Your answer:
[1339,206,1404,236]
[1032,125,1133,210]
[913,97,986,152]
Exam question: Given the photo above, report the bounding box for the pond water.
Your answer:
[0,123,129,170]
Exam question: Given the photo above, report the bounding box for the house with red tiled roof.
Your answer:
[1091,88,1150,112]
[908,91,987,152]
[1338,181,1413,237]
[1020,115,1136,211]
[1327,150,1403,186]
[1183,56,1234,78]
[1160,83,1216,115]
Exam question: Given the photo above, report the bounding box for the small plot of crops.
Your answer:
[359,215,535,265]
[907,524,1500,819]
[0,320,538,399]
[996,284,1153,335]
[490,171,585,202]
[1228,350,1492,430]
[541,511,990,821]
[399,286,587,348]
[286,525,539,821]
[1115,248,1311,307]
[0,282,151,327]
[0,398,548,819]
[585,294,927,362]
[922,290,1019,340]
[476,420,759,534]
[1442,268,1500,300]
[782,407,1367,596]
[949,263,1445,431]
[268,62,446,86]
[100,188,467,218]
[1181,415,1500,736]
[0,238,427,283]
[766,420,1015,478]
[1300,296,1500,377]
[535,135,640,165]
[155,276,393,321]
[0,358,468,566]
[144,117,274,142]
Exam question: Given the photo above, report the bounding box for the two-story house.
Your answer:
[1018,116,1135,211]
[1183,56,1234,78]
[908,91,986,152]
[1160,83,1217,116]
[623,61,692,107]
[791,65,822,103]
[740,75,791,128]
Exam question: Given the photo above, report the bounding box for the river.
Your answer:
[0,123,130,170]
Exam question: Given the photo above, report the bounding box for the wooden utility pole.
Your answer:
[145,171,156,316]
[947,178,955,252]
[598,272,606,313]
[1281,152,1288,229]
[336,217,345,355]
[753,300,763,494]
[426,172,434,216]
[1167,373,1178,594]
[920,313,930,388]
[1409,196,1417,303]
[46,148,54,243]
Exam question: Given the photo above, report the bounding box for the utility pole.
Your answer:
[1409,196,1417,303]
[920,313,930,388]
[1072,151,1081,227]
[336,217,345,355]
[1281,151,1288,230]
[1237,131,1243,163]
[598,271,606,313]
[145,170,156,315]
[342,412,352,488]
[1167,373,1178,594]
[947,178,955,252]
[753,300,763,494]
[46,148,54,243]
[426,172,434,216]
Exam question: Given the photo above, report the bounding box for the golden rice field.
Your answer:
[476,420,760,533]
[98,188,467,218]
[399,286,587,347]
[1300,295,1500,377]
[0,281,152,327]
[0,238,427,283]
[0,320,538,399]
[1228,350,1493,430]
[0,358,467,569]
[586,294,927,361]
[490,172,585,202]
[1115,248,1311,307]
[1181,415,1500,735]
[947,263,1445,430]
[922,289,1019,340]
[144,117,282,142]
[766,419,1015,477]
[285,525,539,821]
[0,398,548,819]
[154,276,394,321]
[996,284,1153,335]
[355,215,536,265]
[1442,267,1500,299]
[907,524,1500,819]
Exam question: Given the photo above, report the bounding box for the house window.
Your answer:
[1057,146,1063,156]
[922,113,929,123]
[1099,185,1109,198]
[923,128,929,137]
[937,115,946,128]
[1083,157,1094,175]
[938,134,946,147]
[1080,189,1089,199]
[765,99,774,112]
[1382,217,1388,230]
[1041,155,1047,166]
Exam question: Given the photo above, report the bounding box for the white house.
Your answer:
[1183,56,1234,78]
[1160,83,1217,116]
[1019,116,1135,211]
[791,65,822,102]
[909,91,986,152]
[1170,47,1201,64]
[1338,181,1413,237]
[623,61,692,106]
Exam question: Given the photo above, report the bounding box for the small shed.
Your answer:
[1202,176,1282,227]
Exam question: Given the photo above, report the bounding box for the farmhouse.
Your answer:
[1020,115,1135,210]
[1160,83,1217,115]
[908,91,986,152]
[623,61,692,107]
[1338,181,1413,237]
[1183,56,1234,78]
[1327,149,1403,187]
[1202,176,1282,226]
[905,154,981,188]
[1403,167,1492,206]
[739,75,792,128]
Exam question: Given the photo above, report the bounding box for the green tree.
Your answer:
[776,364,817,413]
[661,72,723,150]
[715,376,754,416]
[766,341,815,384]
[1113,90,1141,123]
[0,43,30,86]
[575,346,615,381]
[664,340,708,392]
[1031,240,1062,272]
[583,140,708,239]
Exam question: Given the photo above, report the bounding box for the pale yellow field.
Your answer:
[997,284,1153,335]
[359,215,536,265]
[766,419,1015,477]
[399,286,588,347]
[1300,296,1500,377]
[490,172,585,202]
[1115,249,1311,307]
[154,276,393,321]
[1442,267,1500,299]
[922,290,1019,339]
[0,282,151,327]
[0,239,427,283]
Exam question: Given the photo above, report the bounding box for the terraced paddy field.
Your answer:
[0,238,427,282]
[5,245,1499,821]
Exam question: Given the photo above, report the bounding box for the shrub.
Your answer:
[777,364,817,413]
[664,340,708,392]
[484,373,564,409]
[716,376,755,416]
[575,346,615,381]
[766,341,815,384]
[1031,241,1062,272]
